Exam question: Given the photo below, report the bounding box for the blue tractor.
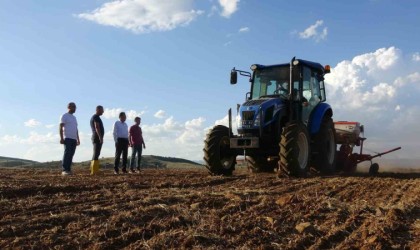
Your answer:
[203,57,336,177]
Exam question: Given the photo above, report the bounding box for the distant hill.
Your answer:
[0,155,203,169]
[0,156,39,167]
[147,155,201,165]
[84,155,203,169]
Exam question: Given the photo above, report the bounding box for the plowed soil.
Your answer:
[0,167,419,249]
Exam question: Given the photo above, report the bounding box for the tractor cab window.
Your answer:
[318,76,326,102]
[302,66,322,124]
[251,66,290,99]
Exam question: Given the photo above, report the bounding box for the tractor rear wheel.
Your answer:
[278,122,310,177]
[203,125,236,176]
[247,155,277,173]
[312,117,336,174]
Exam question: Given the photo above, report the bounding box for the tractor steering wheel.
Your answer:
[273,84,288,94]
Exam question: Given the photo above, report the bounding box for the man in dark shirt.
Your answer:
[90,105,104,174]
[129,117,146,173]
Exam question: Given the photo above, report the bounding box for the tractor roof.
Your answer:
[255,59,326,74]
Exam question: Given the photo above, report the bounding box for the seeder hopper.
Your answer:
[334,121,401,175]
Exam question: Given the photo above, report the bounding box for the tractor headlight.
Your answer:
[253,113,260,127]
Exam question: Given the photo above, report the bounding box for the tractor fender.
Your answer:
[308,103,333,135]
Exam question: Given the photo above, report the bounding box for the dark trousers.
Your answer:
[130,145,143,169]
[114,138,129,171]
[62,138,77,172]
[92,136,103,160]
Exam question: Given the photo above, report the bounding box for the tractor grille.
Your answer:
[242,111,255,121]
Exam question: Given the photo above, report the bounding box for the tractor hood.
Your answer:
[237,97,286,130]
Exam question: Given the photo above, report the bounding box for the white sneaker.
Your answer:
[61,171,72,176]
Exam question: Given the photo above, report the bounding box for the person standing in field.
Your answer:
[59,102,80,176]
[113,112,129,174]
[129,117,146,173]
[90,105,104,174]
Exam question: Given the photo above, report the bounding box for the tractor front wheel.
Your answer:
[203,125,236,176]
[278,122,310,177]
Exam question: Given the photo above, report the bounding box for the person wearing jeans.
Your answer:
[90,105,104,174]
[129,117,146,173]
[113,112,129,174]
[62,138,77,172]
[59,102,80,175]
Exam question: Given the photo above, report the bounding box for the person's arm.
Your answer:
[76,129,80,145]
[59,123,64,144]
[94,121,103,143]
[113,122,118,145]
[128,127,133,147]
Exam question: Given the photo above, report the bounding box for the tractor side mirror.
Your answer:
[230,70,237,84]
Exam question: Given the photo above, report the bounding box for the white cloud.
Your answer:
[224,41,232,46]
[141,116,208,160]
[24,119,42,127]
[176,117,206,144]
[208,5,218,17]
[239,27,249,33]
[360,82,395,106]
[393,72,420,87]
[352,47,400,73]
[0,131,92,162]
[154,110,166,119]
[412,52,420,62]
[1,132,57,145]
[1,134,20,145]
[45,124,55,129]
[25,132,57,144]
[298,20,328,42]
[103,108,145,121]
[143,116,182,136]
[77,0,204,34]
[103,108,124,119]
[219,0,240,18]
[125,110,145,121]
[203,114,238,134]
[325,47,401,110]
[325,47,420,159]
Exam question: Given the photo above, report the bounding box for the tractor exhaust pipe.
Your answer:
[289,57,295,122]
[228,108,232,137]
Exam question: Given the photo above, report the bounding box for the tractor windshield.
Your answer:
[251,66,290,100]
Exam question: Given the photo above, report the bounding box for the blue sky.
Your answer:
[1,0,419,165]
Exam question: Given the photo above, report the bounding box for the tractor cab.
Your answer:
[231,59,330,133]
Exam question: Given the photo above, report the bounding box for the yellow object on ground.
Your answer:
[90,160,100,175]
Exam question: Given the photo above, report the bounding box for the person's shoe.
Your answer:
[61,171,72,176]
[129,168,136,174]
[114,170,119,175]
[122,168,128,174]
[136,167,141,172]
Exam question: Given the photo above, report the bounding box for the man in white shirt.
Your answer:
[113,112,129,174]
[59,102,80,176]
